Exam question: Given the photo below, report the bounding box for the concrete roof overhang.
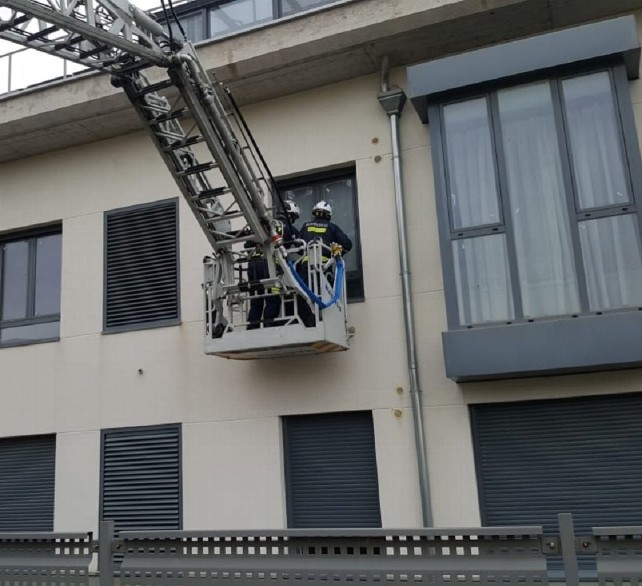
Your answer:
[1,0,641,163]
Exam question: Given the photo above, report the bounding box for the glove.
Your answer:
[331,243,343,257]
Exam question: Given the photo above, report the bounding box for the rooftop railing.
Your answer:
[0,44,88,97]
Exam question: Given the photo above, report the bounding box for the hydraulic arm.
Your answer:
[0,0,314,332]
[0,0,351,357]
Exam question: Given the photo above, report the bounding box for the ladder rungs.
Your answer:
[177,162,219,176]
[53,35,84,51]
[204,211,246,223]
[195,187,231,198]
[150,108,188,125]
[165,136,204,151]
[0,15,30,32]
[135,79,175,97]
[28,25,58,41]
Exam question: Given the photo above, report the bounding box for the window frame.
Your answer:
[277,167,365,302]
[158,0,343,42]
[0,224,62,348]
[430,59,642,331]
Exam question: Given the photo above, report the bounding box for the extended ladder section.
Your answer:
[0,0,351,358]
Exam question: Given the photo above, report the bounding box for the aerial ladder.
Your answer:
[0,0,351,358]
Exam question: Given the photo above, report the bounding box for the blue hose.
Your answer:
[287,257,344,309]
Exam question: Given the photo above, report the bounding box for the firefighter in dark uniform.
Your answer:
[297,200,352,327]
[245,200,300,329]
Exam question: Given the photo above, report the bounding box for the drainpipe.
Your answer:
[377,56,433,527]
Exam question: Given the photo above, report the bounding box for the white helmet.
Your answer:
[277,200,300,221]
[312,200,332,219]
[284,200,300,220]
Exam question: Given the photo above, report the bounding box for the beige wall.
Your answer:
[2,9,642,532]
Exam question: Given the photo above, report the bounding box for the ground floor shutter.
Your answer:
[101,425,181,531]
[471,393,642,574]
[0,434,55,531]
[283,411,381,528]
[471,393,642,531]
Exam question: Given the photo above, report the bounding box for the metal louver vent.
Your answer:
[0,435,55,531]
[284,411,381,528]
[101,425,181,531]
[105,200,179,331]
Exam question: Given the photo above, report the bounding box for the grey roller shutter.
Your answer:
[0,434,55,531]
[284,411,381,528]
[104,200,180,331]
[101,425,181,531]
[471,393,642,575]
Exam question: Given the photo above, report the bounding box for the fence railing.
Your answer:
[1,514,641,585]
[0,46,88,96]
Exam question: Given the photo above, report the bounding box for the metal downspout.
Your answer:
[377,57,433,527]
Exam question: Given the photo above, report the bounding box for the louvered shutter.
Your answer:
[105,200,180,331]
[284,411,381,528]
[0,435,55,531]
[101,425,181,531]
[472,393,642,575]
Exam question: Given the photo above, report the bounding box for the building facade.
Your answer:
[1,0,642,542]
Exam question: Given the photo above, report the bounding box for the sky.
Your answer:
[0,0,165,93]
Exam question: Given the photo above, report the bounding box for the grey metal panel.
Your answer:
[408,16,641,122]
[104,199,180,332]
[0,532,93,586]
[101,425,181,531]
[471,393,642,534]
[443,310,642,382]
[116,527,548,586]
[283,411,381,528]
[0,435,55,531]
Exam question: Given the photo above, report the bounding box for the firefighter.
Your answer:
[245,200,300,329]
[297,200,352,327]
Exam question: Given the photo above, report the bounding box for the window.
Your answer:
[0,434,55,531]
[160,0,341,42]
[104,199,180,332]
[279,170,364,301]
[283,411,381,528]
[101,425,181,531]
[436,67,642,328]
[0,227,61,346]
[409,17,642,380]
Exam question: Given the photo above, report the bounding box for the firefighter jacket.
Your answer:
[299,219,352,254]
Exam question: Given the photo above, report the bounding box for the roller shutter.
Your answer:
[284,411,381,528]
[101,425,181,531]
[471,393,642,565]
[0,434,55,531]
[104,200,180,331]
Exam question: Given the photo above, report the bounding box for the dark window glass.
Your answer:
[1,240,29,321]
[166,12,206,42]
[435,67,642,327]
[0,228,61,346]
[280,0,338,17]
[157,0,341,42]
[35,234,62,317]
[280,170,364,300]
[209,0,273,36]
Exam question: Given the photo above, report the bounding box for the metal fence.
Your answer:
[0,46,88,96]
[1,515,641,586]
